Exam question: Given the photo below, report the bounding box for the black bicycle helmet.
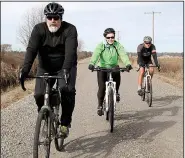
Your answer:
[103,28,115,37]
[44,2,64,19]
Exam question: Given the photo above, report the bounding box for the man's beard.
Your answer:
[48,25,59,33]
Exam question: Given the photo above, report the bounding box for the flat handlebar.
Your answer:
[20,74,67,91]
[136,65,160,72]
[92,67,129,72]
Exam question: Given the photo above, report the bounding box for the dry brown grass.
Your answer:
[0,51,92,108]
[1,80,35,108]
[129,55,183,87]
[157,56,183,79]
[1,52,37,92]
[156,56,183,87]
[1,51,92,93]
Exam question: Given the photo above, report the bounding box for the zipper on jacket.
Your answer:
[52,33,55,47]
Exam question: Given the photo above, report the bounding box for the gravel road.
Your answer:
[1,58,183,158]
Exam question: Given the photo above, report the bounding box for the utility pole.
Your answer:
[117,31,120,42]
[144,11,161,44]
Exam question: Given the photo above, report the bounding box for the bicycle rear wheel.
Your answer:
[33,108,51,158]
[54,124,65,151]
[108,88,114,133]
[54,104,65,151]
[146,77,153,107]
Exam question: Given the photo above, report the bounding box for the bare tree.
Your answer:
[1,44,12,52]
[17,5,85,53]
[18,6,45,48]
[77,39,84,53]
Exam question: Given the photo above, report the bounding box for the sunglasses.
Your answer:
[106,36,115,39]
[47,15,60,21]
[145,42,151,44]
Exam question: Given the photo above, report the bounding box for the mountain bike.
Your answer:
[93,67,129,133]
[137,64,160,107]
[21,73,69,158]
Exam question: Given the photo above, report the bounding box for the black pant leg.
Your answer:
[97,71,107,106]
[58,66,77,126]
[112,71,121,93]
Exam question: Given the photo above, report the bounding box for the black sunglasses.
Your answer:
[106,36,115,39]
[47,15,60,21]
[145,42,151,44]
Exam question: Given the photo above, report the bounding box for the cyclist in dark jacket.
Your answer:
[19,2,78,137]
[137,36,160,96]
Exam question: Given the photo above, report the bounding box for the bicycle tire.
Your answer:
[108,88,114,133]
[106,111,109,121]
[147,77,153,107]
[33,108,51,158]
[103,99,109,121]
[54,124,65,151]
[141,77,145,101]
[54,104,64,151]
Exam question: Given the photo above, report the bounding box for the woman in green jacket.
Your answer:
[88,28,132,116]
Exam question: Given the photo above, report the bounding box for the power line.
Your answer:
[144,11,161,44]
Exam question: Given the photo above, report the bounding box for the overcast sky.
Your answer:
[1,2,184,52]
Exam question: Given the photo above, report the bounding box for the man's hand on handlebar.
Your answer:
[62,69,70,84]
[19,69,28,91]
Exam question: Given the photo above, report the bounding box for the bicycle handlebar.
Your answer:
[136,65,160,72]
[27,75,65,79]
[20,74,67,91]
[93,67,129,72]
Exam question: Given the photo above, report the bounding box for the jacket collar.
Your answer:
[103,40,117,48]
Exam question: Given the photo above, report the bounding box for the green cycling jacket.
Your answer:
[90,40,131,68]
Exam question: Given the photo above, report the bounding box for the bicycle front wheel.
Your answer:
[108,88,114,133]
[141,77,145,101]
[146,77,153,107]
[33,108,51,158]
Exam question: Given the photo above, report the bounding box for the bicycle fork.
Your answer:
[144,73,151,93]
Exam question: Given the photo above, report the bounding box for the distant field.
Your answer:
[157,56,183,87]
[1,52,183,92]
[128,55,183,87]
[1,51,92,92]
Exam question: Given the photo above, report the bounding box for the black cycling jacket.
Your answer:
[22,21,78,73]
[137,43,159,65]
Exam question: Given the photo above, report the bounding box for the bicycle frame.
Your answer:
[21,73,67,113]
[93,67,128,112]
[43,77,53,111]
[105,72,116,112]
[143,67,151,93]
[21,73,67,132]
[21,73,68,156]
[137,65,158,92]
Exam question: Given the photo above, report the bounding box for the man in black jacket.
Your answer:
[19,2,78,137]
